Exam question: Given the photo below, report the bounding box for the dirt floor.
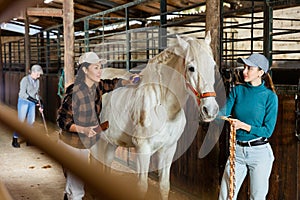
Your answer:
[0,106,198,200]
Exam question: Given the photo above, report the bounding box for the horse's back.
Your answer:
[100,87,137,146]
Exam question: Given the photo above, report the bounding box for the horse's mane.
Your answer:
[150,49,176,64]
[147,48,185,75]
[129,42,190,123]
[147,37,214,76]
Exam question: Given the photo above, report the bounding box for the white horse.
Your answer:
[90,32,219,199]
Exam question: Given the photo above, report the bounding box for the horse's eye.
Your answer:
[188,66,195,72]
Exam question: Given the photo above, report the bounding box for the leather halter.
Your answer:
[186,82,216,106]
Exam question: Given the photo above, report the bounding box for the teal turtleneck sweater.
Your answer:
[221,81,278,141]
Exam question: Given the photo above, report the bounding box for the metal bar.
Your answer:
[159,0,167,51]
[125,7,131,71]
[84,19,90,52]
[220,0,224,69]
[46,31,50,74]
[36,33,40,64]
[18,41,21,64]
[251,0,254,53]
[57,28,62,70]
[263,0,273,64]
[74,0,151,23]
[8,43,11,71]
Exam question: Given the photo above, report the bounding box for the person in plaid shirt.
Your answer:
[57,52,140,200]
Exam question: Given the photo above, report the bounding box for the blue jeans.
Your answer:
[219,143,274,200]
[13,98,36,138]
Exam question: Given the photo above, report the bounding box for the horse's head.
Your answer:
[176,32,219,122]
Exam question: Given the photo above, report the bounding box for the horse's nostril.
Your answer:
[202,105,219,117]
[203,106,208,115]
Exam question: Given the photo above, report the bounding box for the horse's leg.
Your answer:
[89,137,117,173]
[135,143,151,198]
[157,143,177,200]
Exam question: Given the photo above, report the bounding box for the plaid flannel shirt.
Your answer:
[57,78,120,132]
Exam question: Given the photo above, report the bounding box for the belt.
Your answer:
[237,137,268,147]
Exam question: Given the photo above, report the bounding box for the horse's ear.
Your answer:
[176,35,189,51]
[205,31,211,45]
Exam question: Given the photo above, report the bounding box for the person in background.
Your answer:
[57,51,140,200]
[218,53,278,200]
[12,64,44,148]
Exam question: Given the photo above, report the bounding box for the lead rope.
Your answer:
[221,116,236,200]
[229,120,236,200]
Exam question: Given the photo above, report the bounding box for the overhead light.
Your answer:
[44,0,53,3]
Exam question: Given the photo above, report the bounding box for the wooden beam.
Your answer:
[0,0,43,23]
[27,7,63,17]
[63,0,75,88]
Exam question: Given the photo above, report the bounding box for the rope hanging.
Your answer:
[221,116,236,200]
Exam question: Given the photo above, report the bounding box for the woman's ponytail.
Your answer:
[263,73,276,94]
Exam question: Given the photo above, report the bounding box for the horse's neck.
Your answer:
[141,49,188,119]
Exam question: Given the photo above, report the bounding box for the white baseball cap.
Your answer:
[237,53,269,73]
[78,52,107,65]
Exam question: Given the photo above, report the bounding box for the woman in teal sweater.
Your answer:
[218,53,278,200]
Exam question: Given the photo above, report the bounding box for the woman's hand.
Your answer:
[230,118,251,132]
[38,106,44,113]
[84,126,98,137]
[70,124,99,137]
[121,74,141,86]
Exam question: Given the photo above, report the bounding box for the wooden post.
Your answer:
[0,181,13,200]
[63,0,75,88]
[205,0,221,199]
[25,10,31,73]
[206,0,221,69]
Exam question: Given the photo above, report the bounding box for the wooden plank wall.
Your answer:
[268,94,299,199]
[3,72,60,124]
